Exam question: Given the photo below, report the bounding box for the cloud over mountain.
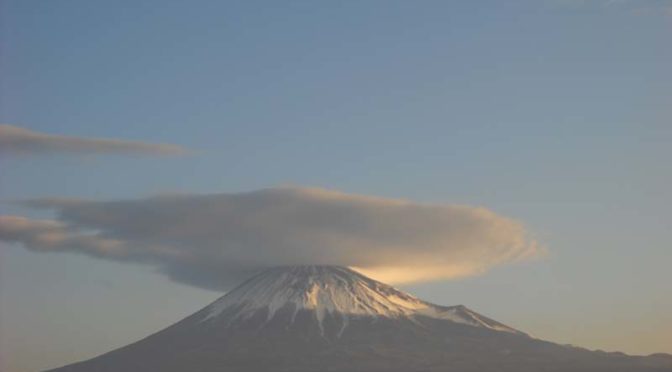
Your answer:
[0,187,542,290]
[0,124,187,156]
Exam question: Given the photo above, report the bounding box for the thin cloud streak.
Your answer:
[0,124,188,156]
[0,187,543,290]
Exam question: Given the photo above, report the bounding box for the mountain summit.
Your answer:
[50,265,672,372]
[203,265,520,335]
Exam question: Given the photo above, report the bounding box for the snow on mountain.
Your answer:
[203,265,521,334]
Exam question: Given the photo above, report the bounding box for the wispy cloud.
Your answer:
[0,187,543,290]
[0,124,188,156]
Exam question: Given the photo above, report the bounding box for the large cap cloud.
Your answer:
[0,124,188,156]
[0,187,542,290]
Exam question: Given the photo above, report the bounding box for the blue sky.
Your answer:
[1,1,671,371]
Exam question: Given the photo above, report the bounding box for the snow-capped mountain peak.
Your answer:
[49,264,672,372]
[203,265,520,334]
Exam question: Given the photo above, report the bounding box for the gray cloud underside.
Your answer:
[0,124,187,156]
[0,187,542,290]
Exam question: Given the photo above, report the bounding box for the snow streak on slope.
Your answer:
[203,265,521,334]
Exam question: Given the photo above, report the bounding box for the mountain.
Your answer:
[48,265,672,372]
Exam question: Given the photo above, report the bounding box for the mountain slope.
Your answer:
[48,266,672,372]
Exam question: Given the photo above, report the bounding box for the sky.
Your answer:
[1,0,671,371]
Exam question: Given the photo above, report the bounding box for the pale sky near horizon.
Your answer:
[1,1,671,371]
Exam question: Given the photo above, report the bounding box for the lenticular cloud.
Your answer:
[0,187,542,290]
[0,124,187,156]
